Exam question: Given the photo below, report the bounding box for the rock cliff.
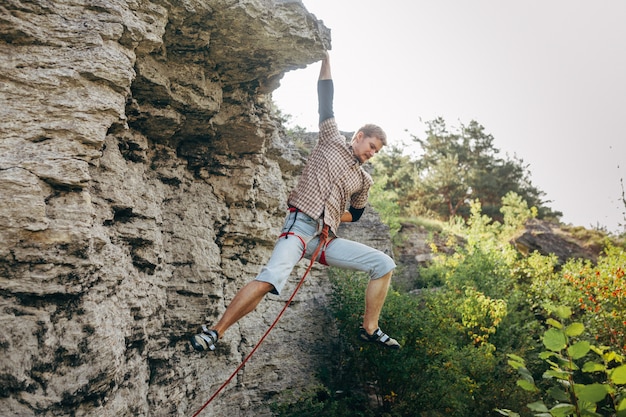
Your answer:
[0,1,391,416]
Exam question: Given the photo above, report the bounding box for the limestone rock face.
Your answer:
[0,1,351,416]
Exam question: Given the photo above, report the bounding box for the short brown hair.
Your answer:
[352,124,387,146]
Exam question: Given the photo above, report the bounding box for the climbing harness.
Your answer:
[191,224,331,417]
[283,206,299,238]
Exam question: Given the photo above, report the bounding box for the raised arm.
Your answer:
[318,52,334,124]
[319,51,331,80]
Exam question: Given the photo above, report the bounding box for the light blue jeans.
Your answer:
[256,210,396,295]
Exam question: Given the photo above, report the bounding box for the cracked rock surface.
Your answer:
[0,1,393,416]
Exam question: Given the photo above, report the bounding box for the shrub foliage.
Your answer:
[271,191,625,417]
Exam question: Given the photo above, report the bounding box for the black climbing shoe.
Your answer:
[190,325,219,352]
[359,327,400,349]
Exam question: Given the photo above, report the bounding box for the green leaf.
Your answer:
[580,409,603,417]
[507,353,525,363]
[508,359,523,370]
[574,383,609,403]
[494,409,520,417]
[543,328,567,351]
[546,318,563,329]
[516,379,538,392]
[590,345,604,356]
[517,367,534,383]
[582,361,605,373]
[565,322,585,337]
[539,351,558,360]
[616,398,626,417]
[562,360,580,371]
[550,403,576,417]
[526,401,548,412]
[555,306,572,320]
[579,400,601,416]
[546,386,569,402]
[605,351,619,363]
[568,340,590,359]
[545,358,562,369]
[543,369,570,380]
[610,364,626,384]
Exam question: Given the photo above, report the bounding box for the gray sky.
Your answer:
[273,0,626,233]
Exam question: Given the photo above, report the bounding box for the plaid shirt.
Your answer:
[287,117,373,235]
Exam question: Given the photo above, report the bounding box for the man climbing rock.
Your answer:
[191,52,400,352]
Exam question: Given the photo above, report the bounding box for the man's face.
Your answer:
[353,132,383,163]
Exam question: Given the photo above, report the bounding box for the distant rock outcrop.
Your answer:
[511,219,599,265]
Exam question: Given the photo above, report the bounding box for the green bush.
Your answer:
[527,245,626,354]
[272,193,618,417]
[498,306,626,417]
[271,266,531,417]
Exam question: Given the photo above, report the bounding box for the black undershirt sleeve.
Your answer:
[349,206,365,222]
[318,79,334,124]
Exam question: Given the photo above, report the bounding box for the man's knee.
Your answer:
[376,268,394,280]
[373,254,396,280]
[253,280,277,295]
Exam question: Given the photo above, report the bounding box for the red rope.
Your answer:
[191,225,330,417]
